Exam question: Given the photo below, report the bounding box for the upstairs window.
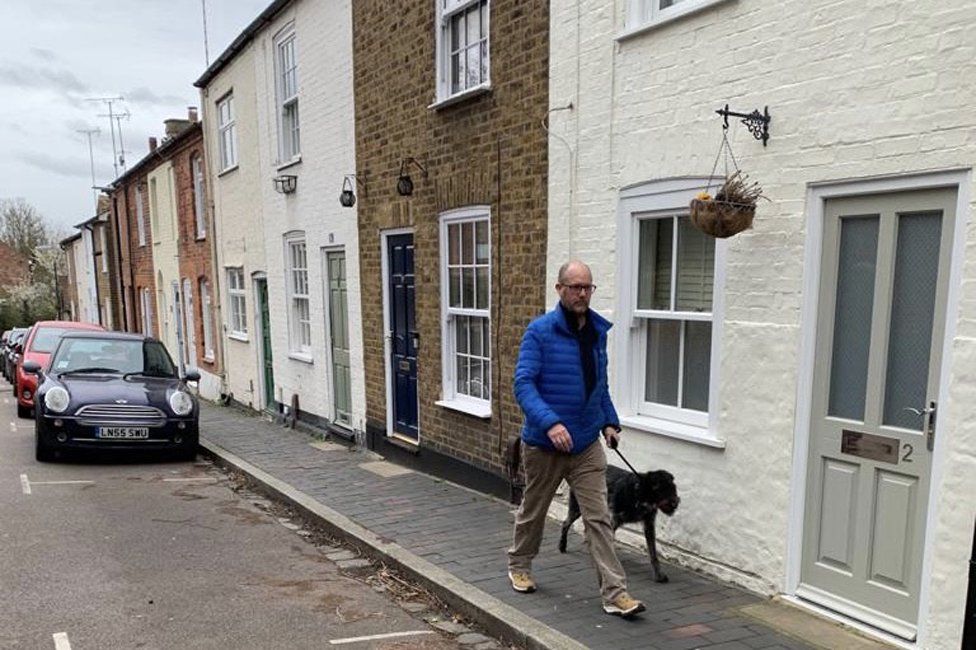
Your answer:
[217,93,237,171]
[191,154,206,239]
[628,0,730,30]
[275,25,300,162]
[436,0,489,101]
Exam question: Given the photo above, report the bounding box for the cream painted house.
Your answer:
[196,20,270,411]
[146,161,183,367]
[251,0,366,436]
[548,0,975,647]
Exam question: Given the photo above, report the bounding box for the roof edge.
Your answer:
[194,0,293,88]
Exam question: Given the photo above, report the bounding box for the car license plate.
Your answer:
[97,427,149,440]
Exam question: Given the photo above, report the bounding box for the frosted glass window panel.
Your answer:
[883,212,942,430]
[676,217,715,312]
[682,321,712,411]
[637,218,673,310]
[827,216,879,421]
[644,320,680,406]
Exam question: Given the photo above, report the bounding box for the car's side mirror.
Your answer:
[22,360,42,375]
[183,369,201,383]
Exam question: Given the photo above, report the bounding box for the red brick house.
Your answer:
[0,241,29,290]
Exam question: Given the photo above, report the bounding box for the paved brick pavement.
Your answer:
[200,404,813,650]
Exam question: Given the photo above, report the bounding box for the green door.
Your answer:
[326,251,352,428]
[256,278,275,411]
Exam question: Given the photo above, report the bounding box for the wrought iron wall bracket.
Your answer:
[716,104,771,147]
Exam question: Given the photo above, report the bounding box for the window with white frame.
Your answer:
[141,287,153,336]
[227,267,248,337]
[149,178,159,241]
[191,154,206,238]
[200,278,215,360]
[285,236,311,355]
[436,0,489,100]
[99,226,108,272]
[135,185,146,246]
[440,209,491,411]
[217,93,237,171]
[617,179,725,439]
[628,0,730,29]
[275,26,300,162]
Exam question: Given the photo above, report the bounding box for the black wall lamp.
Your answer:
[339,174,367,208]
[273,174,298,194]
[716,104,771,147]
[396,157,428,196]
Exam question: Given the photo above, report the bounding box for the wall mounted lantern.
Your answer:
[273,174,298,194]
[339,174,367,208]
[396,157,428,197]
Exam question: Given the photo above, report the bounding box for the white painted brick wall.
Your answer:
[550,1,976,646]
[252,0,366,433]
[202,44,267,409]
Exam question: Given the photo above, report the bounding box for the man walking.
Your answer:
[507,260,645,617]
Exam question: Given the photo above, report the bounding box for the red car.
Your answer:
[15,320,104,418]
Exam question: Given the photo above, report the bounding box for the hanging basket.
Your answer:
[691,131,765,238]
[689,197,755,239]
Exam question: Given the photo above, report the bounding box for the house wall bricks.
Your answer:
[116,170,158,338]
[0,242,28,289]
[353,0,550,475]
[550,1,976,646]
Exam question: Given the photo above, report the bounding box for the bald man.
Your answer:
[507,261,644,617]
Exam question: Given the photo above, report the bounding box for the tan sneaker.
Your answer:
[508,570,537,593]
[602,592,645,617]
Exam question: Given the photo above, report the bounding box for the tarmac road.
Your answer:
[0,385,474,650]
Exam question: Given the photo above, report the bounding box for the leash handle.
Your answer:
[613,447,641,477]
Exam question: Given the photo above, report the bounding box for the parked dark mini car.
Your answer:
[23,331,200,462]
[3,327,29,383]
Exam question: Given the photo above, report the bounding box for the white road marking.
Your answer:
[10,421,17,432]
[162,477,217,483]
[329,631,434,645]
[20,474,30,495]
[31,480,95,486]
[52,632,72,650]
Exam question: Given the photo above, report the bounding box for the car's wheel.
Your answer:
[35,436,54,462]
[17,403,32,419]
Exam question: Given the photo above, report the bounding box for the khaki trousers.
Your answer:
[507,440,627,602]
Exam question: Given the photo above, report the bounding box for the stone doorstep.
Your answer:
[736,600,896,650]
[199,437,588,650]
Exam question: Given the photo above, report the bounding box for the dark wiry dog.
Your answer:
[558,465,680,583]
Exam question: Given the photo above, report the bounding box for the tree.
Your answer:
[0,197,49,256]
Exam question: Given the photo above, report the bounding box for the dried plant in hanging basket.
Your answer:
[690,171,764,238]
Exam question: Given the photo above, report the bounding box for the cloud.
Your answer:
[18,151,93,179]
[125,86,188,107]
[29,47,57,62]
[0,64,89,95]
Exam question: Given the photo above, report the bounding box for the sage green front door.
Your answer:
[800,188,955,639]
[326,251,352,428]
[256,278,275,411]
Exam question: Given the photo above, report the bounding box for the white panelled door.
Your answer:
[799,188,955,639]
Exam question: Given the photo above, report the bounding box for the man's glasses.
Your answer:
[560,284,597,295]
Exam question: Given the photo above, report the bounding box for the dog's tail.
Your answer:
[505,435,524,505]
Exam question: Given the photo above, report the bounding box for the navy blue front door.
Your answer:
[388,234,418,440]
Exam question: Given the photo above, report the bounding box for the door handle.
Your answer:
[903,401,937,451]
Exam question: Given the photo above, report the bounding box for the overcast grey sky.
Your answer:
[0,0,269,232]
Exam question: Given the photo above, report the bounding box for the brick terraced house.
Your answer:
[352,0,550,489]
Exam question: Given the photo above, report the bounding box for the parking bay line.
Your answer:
[162,477,218,483]
[329,631,434,645]
[21,475,95,494]
[20,474,30,495]
[52,632,71,650]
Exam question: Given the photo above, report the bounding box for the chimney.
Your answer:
[188,106,199,123]
[149,136,158,152]
[164,118,192,139]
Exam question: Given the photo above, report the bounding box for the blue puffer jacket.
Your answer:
[514,304,620,453]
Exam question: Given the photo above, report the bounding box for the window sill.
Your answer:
[217,164,239,178]
[619,414,725,449]
[202,354,215,364]
[288,352,313,364]
[228,332,249,343]
[435,398,491,419]
[428,84,492,111]
[276,157,302,172]
[617,0,734,42]
[196,235,206,242]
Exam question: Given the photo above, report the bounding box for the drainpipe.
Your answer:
[963,516,976,648]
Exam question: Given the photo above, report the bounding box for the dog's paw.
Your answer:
[654,573,669,584]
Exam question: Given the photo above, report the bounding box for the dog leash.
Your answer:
[607,438,641,476]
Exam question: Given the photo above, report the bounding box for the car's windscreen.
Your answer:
[50,339,177,377]
[30,327,70,353]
